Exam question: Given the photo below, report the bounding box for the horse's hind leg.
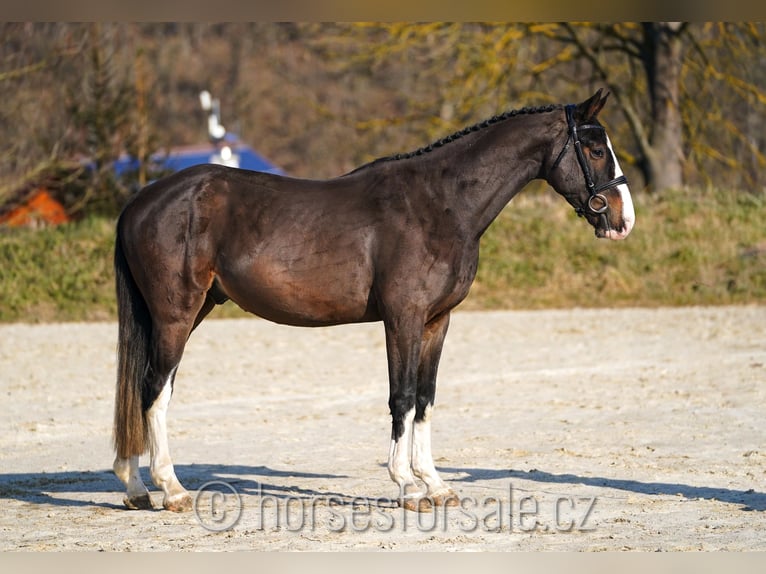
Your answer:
[144,318,200,512]
[113,345,190,512]
[146,365,189,511]
[113,455,153,510]
[411,313,459,509]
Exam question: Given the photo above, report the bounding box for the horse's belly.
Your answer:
[216,259,378,327]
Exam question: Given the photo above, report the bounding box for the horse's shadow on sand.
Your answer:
[0,464,365,510]
[0,464,763,512]
[441,466,766,512]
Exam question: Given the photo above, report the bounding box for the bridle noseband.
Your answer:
[551,104,628,221]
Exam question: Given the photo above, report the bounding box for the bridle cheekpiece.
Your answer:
[551,104,628,221]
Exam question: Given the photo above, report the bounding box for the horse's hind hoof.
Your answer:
[163,494,193,512]
[124,494,154,510]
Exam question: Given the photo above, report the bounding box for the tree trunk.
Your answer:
[642,22,685,192]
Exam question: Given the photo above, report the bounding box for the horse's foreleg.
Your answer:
[411,313,458,509]
[412,405,458,507]
[388,407,420,501]
[384,315,425,507]
[146,367,192,512]
[113,455,153,510]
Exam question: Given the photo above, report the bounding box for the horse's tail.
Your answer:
[113,218,151,459]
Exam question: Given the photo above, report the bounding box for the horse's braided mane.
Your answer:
[346,103,562,175]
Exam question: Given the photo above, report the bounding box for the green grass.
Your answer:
[470,186,766,309]
[0,217,117,322]
[1,187,764,323]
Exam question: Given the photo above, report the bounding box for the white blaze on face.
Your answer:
[605,135,635,240]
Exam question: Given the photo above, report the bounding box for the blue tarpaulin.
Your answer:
[112,141,283,179]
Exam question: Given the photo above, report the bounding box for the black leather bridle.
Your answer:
[551,104,629,221]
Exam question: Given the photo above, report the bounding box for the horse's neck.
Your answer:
[441,115,554,238]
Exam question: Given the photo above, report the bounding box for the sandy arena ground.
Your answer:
[1,306,764,551]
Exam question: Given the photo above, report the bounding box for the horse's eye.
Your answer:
[591,148,605,159]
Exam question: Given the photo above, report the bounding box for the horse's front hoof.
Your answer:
[398,496,440,512]
[399,490,460,512]
[399,496,429,512]
[431,491,460,507]
[163,493,193,512]
[124,494,154,510]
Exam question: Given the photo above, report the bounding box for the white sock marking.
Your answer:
[113,455,149,501]
[388,407,420,498]
[412,405,450,496]
[146,369,189,504]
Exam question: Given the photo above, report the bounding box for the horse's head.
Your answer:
[545,90,635,240]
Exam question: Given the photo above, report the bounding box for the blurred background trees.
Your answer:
[1,22,764,218]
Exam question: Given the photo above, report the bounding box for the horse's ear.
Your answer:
[575,89,609,122]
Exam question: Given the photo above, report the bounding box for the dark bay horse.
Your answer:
[112,90,634,512]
